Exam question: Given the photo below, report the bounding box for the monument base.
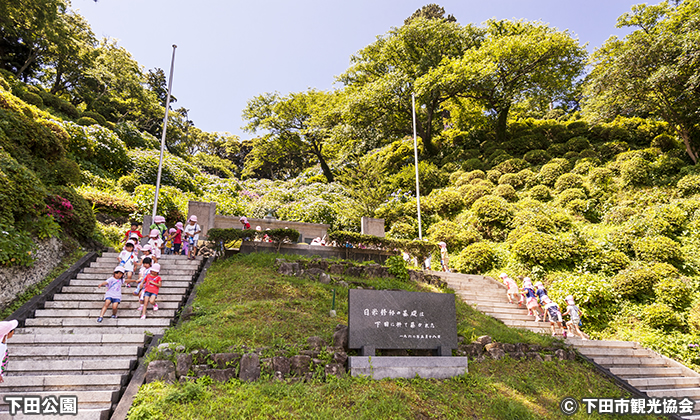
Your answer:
[348,356,468,380]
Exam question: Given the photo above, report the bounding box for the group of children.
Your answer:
[96,216,202,322]
[500,273,589,340]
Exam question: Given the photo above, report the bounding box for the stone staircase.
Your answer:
[0,253,203,420]
[431,270,700,419]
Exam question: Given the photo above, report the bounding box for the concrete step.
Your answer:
[10,333,146,345]
[627,377,700,390]
[10,345,140,359]
[82,267,194,276]
[0,389,117,408]
[89,261,199,270]
[69,279,192,287]
[18,327,166,335]
[44,301,180,310]
[101,252,203,261]
[75,273,193,281]
[458,294,511,303]
[566,339,638,348]
[0,374,125,391]
[645,387,700,399]
[34,309,176,319]
[7,359,134,375]
[610,367,685,378]
[61,286,187,295]
[24,318,171,328]
[472,302,531,311]
[53,293,184,302]
[591,356,668,367]
[483,312,538,321]
[577,347,653,357]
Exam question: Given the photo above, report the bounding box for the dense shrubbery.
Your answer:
[128,149,200,193]
[452,242,495,274]
[512,231,569,268]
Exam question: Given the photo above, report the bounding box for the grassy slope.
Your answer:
[129,253,661,420]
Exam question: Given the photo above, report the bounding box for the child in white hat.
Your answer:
[563,295,589,340]
[97,266,126,322]
[184,216,201,260]
[0,319,18,383]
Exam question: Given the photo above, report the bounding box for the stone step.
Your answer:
[610,367,685,378]
[34,309,176,319]
[75,273,193,281]
[70,279,192,287]
[10,345,140,359]
[483,312,538,321]
[577,347,653,357]
[627,377,700,390]
[0,374,125,392]
[44,301,180,310]
[18,327,166,335]
[53,293,184,302]
[101,252,202,261]
[24,318,171,328]
[8,359,134,375]
[10,333,146,346]
[89,261,200,270]
[645,387,700,399]
[499,319,555,328]
[82,267,194,275]
[444,280,503,288]
[0,389,117,407]
[566,339,638,349]
[61,286,187,295]
[591,356,668,367]
[458,294,511,303]
[472,302,532,311]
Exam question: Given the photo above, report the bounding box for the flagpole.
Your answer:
[152,45,177,219]
[412,92,422,240]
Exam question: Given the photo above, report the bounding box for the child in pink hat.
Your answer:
[184,216,201,260]
[0,319,18,383]
[147,229,164,260]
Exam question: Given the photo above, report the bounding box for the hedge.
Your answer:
[328,231,438,263]
[207,228,301,254]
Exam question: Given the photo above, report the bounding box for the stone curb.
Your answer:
[4,252,98,327]
[109,334,163,420]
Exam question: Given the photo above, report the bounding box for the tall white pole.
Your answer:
[412,93,422,240]
[152,45,177,219]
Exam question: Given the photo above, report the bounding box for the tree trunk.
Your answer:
[495,103,511,143]
[317,153,334,183]
[679,127,698,164]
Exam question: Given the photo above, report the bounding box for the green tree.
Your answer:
[583,0,700,163]
[338,17,482,156]
[405,3,456,24]
[418,19,587,143]
[338,154,391,215]
[243,89,340,182]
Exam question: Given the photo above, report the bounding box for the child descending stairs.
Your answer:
[429,270,700,419]
[0,253,203,420]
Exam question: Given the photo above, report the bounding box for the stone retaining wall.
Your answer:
[0,237,71,311]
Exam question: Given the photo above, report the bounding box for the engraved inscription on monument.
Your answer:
[348,289,458,353]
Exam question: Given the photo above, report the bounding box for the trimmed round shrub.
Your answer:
[486,169,502,184]
[128,149,200,192]
[651,134,678,152]
[462,158,483,172]
[21,91,43,107]
[566,199,588,214]
[387,222,417,240]
[612,263,678,300]
[528,185,551,201]
[677,174,700,197]
[588,167,614,189]
[652,155,685,177]
[565,136,591,152]
[472,195,513,227]
[498,173,523,189]
[463,170,486,183]
[113,121,159,150]
[604,206,636,224]
[641,303,684,331]
[424,188,464,217]
[563,151,580,160]
[656,276,694,310]
[587,249,630,274]
[491,153,512,166]
[507,225,538,244]
[460,184,492,209]
[63,122,130,176]
[81,111,107,126]
[452,242,496,274]
[537,161,568,186]
[572,160,595,175]
[523,149,551,165]
[77,117,98,126]
[517,169,537,188]
[578,148,599,159]
[118,174,140,193]
[598,141,629,160]
[512,231,569,267]
[547,143,567,157]
[619,156,650,187]
[38,91,79,118]
[494,184,517,202]
[449,170,466,185]
[554,173,585,192]
[426,220,481,252]
[132,184,188,224]
[633,236,682,265]
[555,188,586,206]
[494,158,529,174]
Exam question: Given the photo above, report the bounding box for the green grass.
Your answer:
[128,358,661,420]
[160,252,554,353]
[132,252,663,419]
[0,248,86,320]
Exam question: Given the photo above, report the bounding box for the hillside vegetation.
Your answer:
[2,1,700,371]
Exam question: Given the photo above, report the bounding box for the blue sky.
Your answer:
[74,0,642,139]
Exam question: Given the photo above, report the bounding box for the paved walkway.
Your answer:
[0,253,202,420]
[430,270,700,419]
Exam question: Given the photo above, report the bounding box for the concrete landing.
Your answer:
[349,356,468,380]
